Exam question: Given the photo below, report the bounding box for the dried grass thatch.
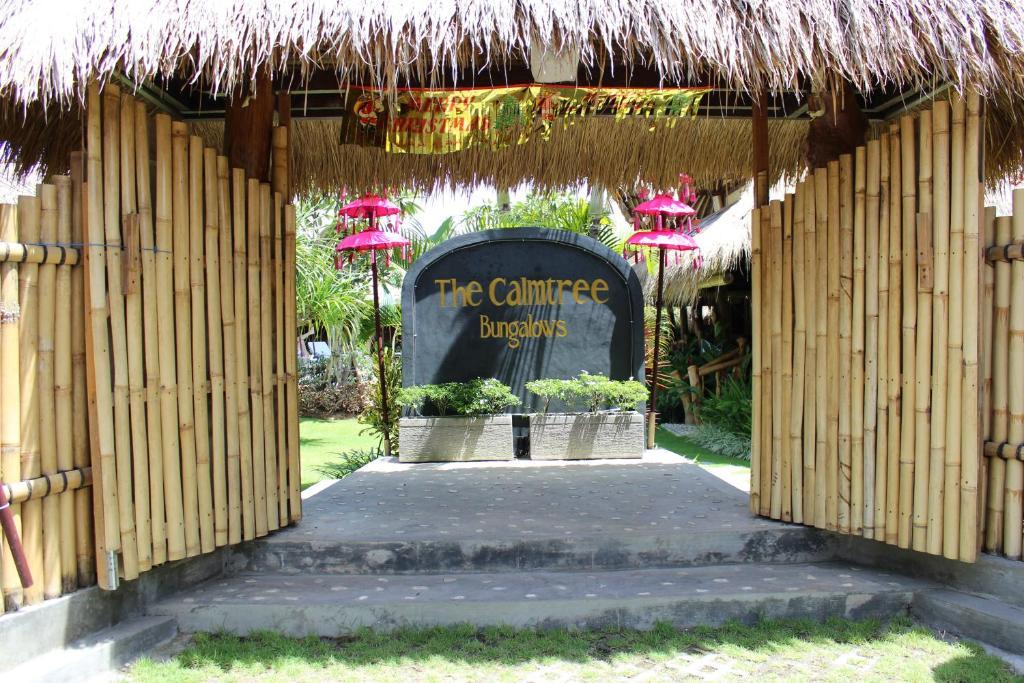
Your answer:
[4,1,1024,107]
[660,185,754,305]
[3,0,1024,186]
[192,117,809,194]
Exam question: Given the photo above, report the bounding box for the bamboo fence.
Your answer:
[751,95,986,560]
[0,84,301,612]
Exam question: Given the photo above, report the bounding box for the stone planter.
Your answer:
[528,412,644,460]
[398,415,515,463]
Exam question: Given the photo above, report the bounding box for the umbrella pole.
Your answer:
[648,248,666,449]
[370,249,392,457]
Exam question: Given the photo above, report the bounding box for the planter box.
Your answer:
[528,412,644,460]
[398,415,515,463]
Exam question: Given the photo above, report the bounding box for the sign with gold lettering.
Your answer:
[402,228,644,411]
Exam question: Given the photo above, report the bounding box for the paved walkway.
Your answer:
[292,450,776,545]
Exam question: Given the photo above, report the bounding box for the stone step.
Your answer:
[912,589,1024,656]
[233,526,837,575]
[152,562,920,637]
[9,615,177,682]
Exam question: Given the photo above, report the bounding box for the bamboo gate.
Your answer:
[0,83,301,611]
[749,93,1008,562]
[3,84,1024,616]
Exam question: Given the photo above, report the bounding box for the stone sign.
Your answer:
[401,228,644,411]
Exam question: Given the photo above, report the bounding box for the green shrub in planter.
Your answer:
[396,378,520,416]
[525,372,648,460]
[396,379,519,462]
[525,372,648,413]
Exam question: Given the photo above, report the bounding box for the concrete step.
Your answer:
[152,562,919,637]
[9,615,177,682]
[233,526,837,575]
[913,589,1024,656]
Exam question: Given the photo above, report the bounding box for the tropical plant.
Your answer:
[357,345,403,455]
[315,448,382,479]
[457,190,622,251]
[688,423,752,461]
[526,372,648,413]
[396,378,520,416]
[699,372,752,439]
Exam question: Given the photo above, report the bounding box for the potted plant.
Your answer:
[525,372,648,460]
[396,378,520,462]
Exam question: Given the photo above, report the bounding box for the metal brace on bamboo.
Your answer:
[0,241,81,265]
[984,441,1024,461]
[985,241,1024,263]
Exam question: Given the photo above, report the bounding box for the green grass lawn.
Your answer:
[129,617,1019,682]
[655,426,751,491]
[299,419,750,491]
[299,417,379,489]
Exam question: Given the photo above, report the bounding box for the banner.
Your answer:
[341,85,707,154]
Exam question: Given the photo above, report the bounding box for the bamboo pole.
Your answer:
[102,85,140,580]
[802,178,818,524]
[851,148,867,535]
[768,200,783,519]
[896,115,917,550]
[982,207,996,475]
[217,157,242,545]
[790,187,806,524]
[1006,190,1024,559]
[284,204,300,521]
[779,197,794,522]
[118,97,152,574]
[38,183,62,598]
[814,166,829,529]
[826,159,841,532]
[85,84,118,590]
[1,202,22,609]
[154,115,185,561]
[234,171,256,541]
[874,134,891,541]
[751,206,762,515]
[69,153,95,587]
[271,127,288,199]
[203,148,228,547]
[960,91,982,562]
[247,179,268,537]
[886,124,903,545]
[259,184,280,532]
[944,95,966,559]
[910,111,932,552]
[760,207,772,516]
[838,154,855,535]
[189,136,214,554]
[928,101,951,555]
[274,193,288,524]
[134,102,166,567]
[18,194,43,603]
[863,140,881,539]
[987,214,1010,553]
[51,177,78,591]
[171,121,200,557]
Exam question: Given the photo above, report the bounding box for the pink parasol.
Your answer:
[338,194,401,219]
[334,194,411,457]
[633,193,697,217]
[626,229,699,250]
[628,176,703,449]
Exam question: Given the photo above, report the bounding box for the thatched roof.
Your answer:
[4,1,1024,107]
[191,117,809,194]
[2,1,1024,187]
[660,185,753,305]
